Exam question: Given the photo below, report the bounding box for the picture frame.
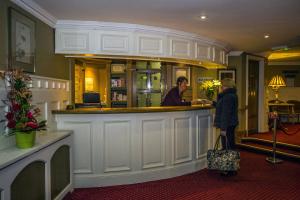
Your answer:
[218,69,236,82]
[9,8,35,73]
[172,66,190,86]
[111,64,126,73]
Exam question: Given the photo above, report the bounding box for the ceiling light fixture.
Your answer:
[271,45,288,51]
[196,15,207,21]
[264,34,270,39]
[200,15,207,20]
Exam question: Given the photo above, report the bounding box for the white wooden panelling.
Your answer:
[0,83,11,147]
[44,81,49,88]
[62,100,70,109]
[36,80,41,88]
[225,54,229,66]
[62,32,89,50]
[170,38,191,58]
[56,30,92,53]
[34,102,48,121]
[222,51,226,64]
[137,35,164,56]
[0,131,72,200]
[55,21,228,66]
[101,34,130,53]
[49,101,60,112]
[141,119,166,169]
[213,47,225,64]
[51,81,56,89]
[173,117,192,164]
[54,109,214,187]
[103,121,131,172]
[195,43,211,60]
[64,122,93,173]
[212,47,216,62]
[196,115,211,159]
[0,106,6,134]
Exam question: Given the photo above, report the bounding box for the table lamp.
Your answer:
[268,75,286,103]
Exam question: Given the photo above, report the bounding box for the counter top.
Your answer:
[0,131,72,170]
[52,104,213,114]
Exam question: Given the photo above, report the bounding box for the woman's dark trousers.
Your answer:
[221,126,236,150]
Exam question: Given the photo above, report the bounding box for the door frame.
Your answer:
[245,55,267,135]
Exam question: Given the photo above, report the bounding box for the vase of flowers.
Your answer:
[0,69,46,148]
[200,80,221,100]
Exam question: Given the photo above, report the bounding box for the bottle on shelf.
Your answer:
[110,63,127,108]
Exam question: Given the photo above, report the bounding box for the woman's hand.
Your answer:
[192,99,212,105]
[199,99,212,104]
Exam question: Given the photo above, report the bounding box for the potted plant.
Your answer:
[0,69,46,148]
[200,80,221,100]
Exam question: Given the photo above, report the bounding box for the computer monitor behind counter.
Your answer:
[83,92,100,103]
[75,92,102,108]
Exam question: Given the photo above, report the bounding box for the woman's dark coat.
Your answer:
[214,88,238,130]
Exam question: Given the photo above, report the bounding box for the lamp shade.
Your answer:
[268,75,286,88]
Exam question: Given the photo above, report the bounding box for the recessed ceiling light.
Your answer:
[196,15,207,21]
[264,34,270,39]
[200,15,207,20]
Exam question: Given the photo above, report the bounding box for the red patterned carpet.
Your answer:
[249,124,300,146]
[64,150,300,200]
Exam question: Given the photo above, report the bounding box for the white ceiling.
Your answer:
[31,0,300,53]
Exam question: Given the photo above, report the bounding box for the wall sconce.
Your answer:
[268,75,286,103]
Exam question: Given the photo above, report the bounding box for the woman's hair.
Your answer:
[176,76,188,86]
[221,78,235,88]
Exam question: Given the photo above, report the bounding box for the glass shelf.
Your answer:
[111,87,127,91]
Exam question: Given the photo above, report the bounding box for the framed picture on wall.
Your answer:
[111,64,126,73]
[218,69,236,82]
[9,8,35,73]
[172,66,190,86]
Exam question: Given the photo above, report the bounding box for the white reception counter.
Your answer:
[54,106,215,188]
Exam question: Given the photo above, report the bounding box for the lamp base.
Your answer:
[266,157,283,164]
[274,99,281,104]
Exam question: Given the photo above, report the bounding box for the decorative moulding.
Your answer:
[55,20,229,50]
[228,51,244,56]
[11,0,229,51]
[268,61,300,66]
[11,0,57,27]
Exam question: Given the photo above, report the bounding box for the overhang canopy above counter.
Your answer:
[55,20,229,69]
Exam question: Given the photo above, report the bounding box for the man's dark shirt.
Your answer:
[161,86,191,106]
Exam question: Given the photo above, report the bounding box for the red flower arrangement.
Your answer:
[0,69,46,134]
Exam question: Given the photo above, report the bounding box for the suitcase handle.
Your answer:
[214,134,229,150]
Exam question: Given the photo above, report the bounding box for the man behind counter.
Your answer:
[162,76,197,106]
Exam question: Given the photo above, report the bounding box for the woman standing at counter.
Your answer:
[213,78,238,150]
[162,76,192,106]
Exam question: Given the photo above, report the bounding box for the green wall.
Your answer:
[0,0,69,80]
[228,54,247,133]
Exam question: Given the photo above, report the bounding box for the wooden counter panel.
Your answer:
[54,109,217,188]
